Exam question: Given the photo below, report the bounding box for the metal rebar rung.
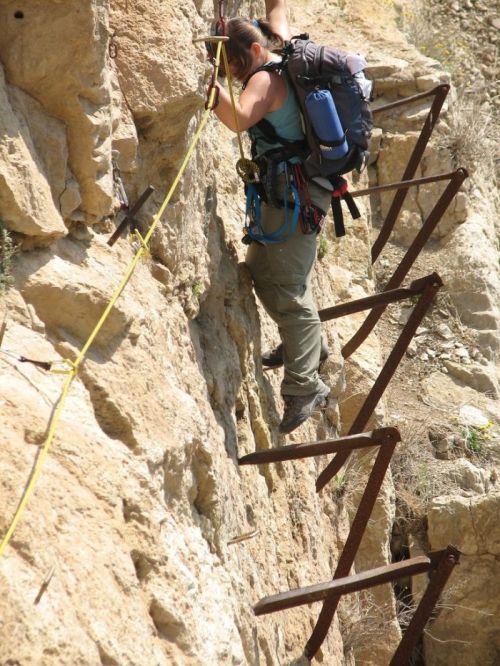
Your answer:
[372,84,449,115]
[371,84,450,262]
[238,427,400,466]
[351,170,459,199]
[319,275,430,323]
[343,167,467,359]
[254,555,432,616]
[390,545,461,665]
[316,273,443,494]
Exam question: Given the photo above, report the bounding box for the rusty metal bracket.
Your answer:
[390,546,461,665]
[306,434,399,656]
[342,168,467,359]
[242,274,446,659]
[254,545,460,666]
[240,427,401,655]
[319,274,433,322]
[317,272,443,492]
[371,84,450,262]
[107,185,155,247]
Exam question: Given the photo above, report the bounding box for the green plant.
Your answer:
[318,235,328,260]
[462,421,494,457]
[191,282,203,299]
[465,428,482,455]
[0,223,15,291]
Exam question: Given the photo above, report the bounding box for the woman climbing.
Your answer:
[212,0,331,434]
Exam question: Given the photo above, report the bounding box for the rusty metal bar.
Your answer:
[371,84,449,262]
[319,274,432,322]
[352,170,457,198]
[305,438,397,657]
[390,546,461,665]
[107,185,155,247]
[254,555,431,616]
[372,85,448,115]
[34,564,56,605]
[316,273,443,493]
[238,427,400,466]
[342,169,467,359]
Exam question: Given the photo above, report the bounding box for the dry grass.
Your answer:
[398,1,470,84]
[390,421,459,539]
[399,0,499,182]
[331,448,373,515]
[339,583,481,663]
[338,591,395,658]
[436,89,500,178]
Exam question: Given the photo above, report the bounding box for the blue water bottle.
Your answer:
[305,89,348,160]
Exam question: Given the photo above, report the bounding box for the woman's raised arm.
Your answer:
[265,0,291,41]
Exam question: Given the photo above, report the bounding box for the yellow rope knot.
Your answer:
[49,358,78,376]
[129,229,151,257]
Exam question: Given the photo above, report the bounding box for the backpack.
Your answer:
[248,34,373,236]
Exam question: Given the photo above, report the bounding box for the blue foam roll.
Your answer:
[305,89,348,160]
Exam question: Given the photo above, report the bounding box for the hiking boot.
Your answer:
[279,382,330,434]
[262,339,329,368]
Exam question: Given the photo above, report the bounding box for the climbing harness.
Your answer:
[242,163,301,245]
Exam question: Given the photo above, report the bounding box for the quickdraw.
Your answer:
[216,1,226,37]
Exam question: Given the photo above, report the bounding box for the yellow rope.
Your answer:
[0,367,76,556]
[0,41,224,558]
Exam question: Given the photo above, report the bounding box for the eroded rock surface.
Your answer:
[0,1,498,665]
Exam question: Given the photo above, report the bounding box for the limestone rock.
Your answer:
[0,0,115,223]
[424,493,500,665]
[0,0,499,664]
[442,360,498,397]
[0,65,66,240]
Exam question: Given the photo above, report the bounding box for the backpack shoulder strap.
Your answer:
[242,60,284,90]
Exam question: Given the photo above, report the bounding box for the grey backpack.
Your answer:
[250,35,373,235]
[284,36,373,180]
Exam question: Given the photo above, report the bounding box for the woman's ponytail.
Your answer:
[225,17,284,81]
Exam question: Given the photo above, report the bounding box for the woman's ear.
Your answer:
[250,41,264,61]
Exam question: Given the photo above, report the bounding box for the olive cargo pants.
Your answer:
[245,181,330,397]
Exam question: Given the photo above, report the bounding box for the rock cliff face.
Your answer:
[0,1,498,665]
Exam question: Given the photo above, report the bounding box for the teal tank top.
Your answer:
[249,68,304,159]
